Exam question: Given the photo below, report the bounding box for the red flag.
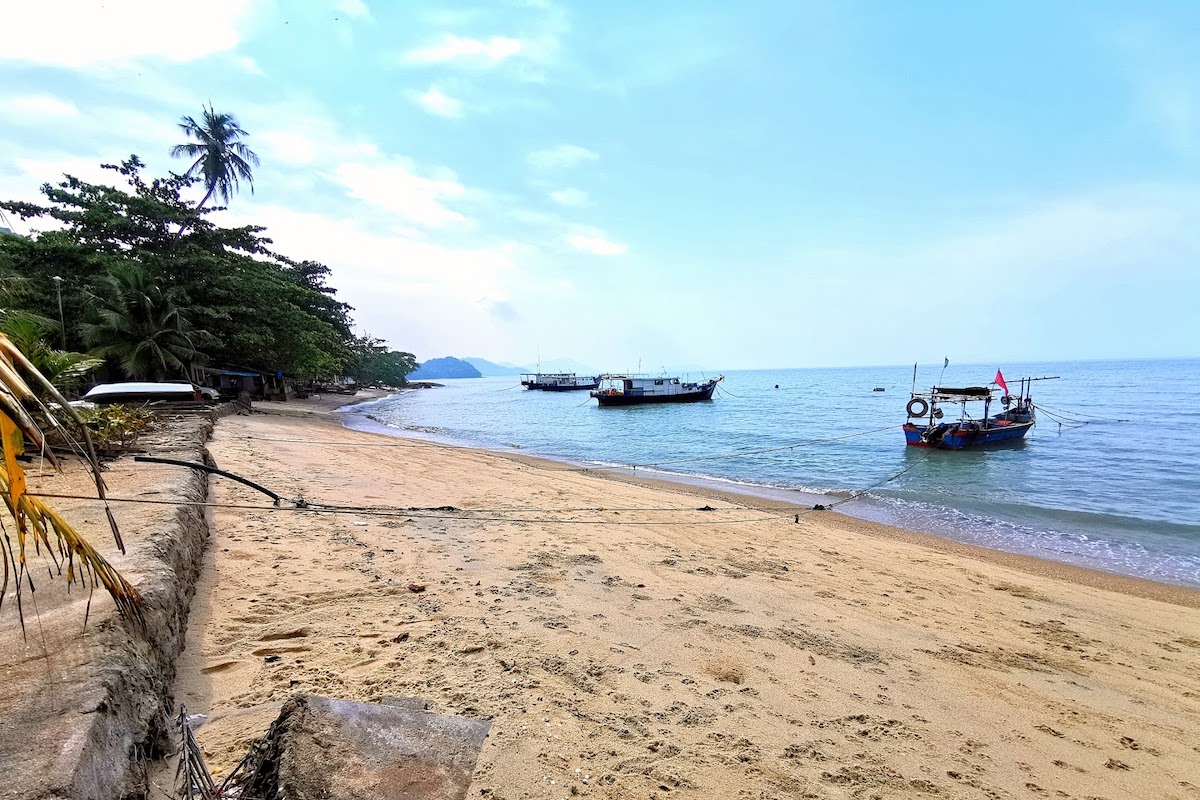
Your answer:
[994,369,1009,395]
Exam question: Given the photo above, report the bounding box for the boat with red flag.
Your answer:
[903,371,1058,449]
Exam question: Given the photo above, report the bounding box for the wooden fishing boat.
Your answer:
[903,373,1056,449]
[591,374,723,407]
[520,373,600,391]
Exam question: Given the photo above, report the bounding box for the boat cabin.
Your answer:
[597,375,681,395]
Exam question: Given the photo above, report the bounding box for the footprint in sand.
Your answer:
[250,645,311,657]
[258,627,312,641]
[201,660,243,675]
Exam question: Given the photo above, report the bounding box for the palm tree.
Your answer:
[0,310,102,395]
[170,104,260,209]
[80,264,204,381]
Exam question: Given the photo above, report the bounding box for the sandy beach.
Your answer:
[170,397,1200,799]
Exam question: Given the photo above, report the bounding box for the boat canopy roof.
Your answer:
[598,373,683,380]
[912,386,994,401]
[935,386,992,395]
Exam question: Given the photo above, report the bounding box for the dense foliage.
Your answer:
[351,336,419,386]
[0,156,415,385]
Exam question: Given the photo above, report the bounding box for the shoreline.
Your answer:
[173,404,1200,798]
[332,396,1200,606]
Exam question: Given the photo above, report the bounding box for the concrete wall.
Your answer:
[0,403,244,799]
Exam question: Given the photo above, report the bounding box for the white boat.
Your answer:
[520,373,600,391]
[83,382,206,404]
[590,374,723,406]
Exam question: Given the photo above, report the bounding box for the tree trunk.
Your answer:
[173,186,216,240]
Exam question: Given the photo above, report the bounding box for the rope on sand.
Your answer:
[34,444,934,527]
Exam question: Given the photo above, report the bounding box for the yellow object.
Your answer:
[0,332,142,625]
[1,413,26,515]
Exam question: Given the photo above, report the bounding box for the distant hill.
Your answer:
[464,358,525,377]
[407,357,482,380]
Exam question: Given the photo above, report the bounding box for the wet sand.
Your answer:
[172,401,1200,799]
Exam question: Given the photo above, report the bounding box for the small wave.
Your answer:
[333,392,401,414]
[859,494,1200,588]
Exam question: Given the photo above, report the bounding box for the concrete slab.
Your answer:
[242,694,490,800]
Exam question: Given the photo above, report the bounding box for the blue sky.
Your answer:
[1,0,1198,370]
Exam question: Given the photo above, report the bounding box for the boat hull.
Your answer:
[903,420,1034,449]
[593,384,717,406]
[535,381,599,391]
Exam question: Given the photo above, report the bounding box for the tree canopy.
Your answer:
[0,156,415,386]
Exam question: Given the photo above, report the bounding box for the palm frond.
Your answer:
[171,104,259,209]
[0,332,140,627]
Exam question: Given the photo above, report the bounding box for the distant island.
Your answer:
[408,355,597,380]
[407,357,482,380]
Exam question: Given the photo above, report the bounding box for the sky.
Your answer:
[1,0,1198,371]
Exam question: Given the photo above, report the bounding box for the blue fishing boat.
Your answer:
[903,373,1056,449]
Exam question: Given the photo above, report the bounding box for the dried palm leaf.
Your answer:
[0,334,122,551]
[0,333,141,627]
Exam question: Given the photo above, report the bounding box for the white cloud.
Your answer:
[549,187,590,207]
[256,131,322,165]
[335,0,372,20]
[247,101,478,227]
[415,86,464,118]
[527,144,598,170]
[234,55,265,75]
[0,0,257,68]
[402,35,523,67]
[0,95,80,121]
[0,103,186,206]
[566,231,627,255]
[333,160,470,227]
[245,204,511,290]
[236,203,528,360]
[249,104,378,166]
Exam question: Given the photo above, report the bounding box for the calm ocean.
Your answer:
[339,359,1200,588]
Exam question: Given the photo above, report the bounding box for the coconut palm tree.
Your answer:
[170,104,260,209]
[80,264,204,381]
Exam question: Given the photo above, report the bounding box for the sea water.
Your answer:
[341,359,1200,588]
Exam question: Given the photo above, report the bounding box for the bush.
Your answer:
[45,404,157,456]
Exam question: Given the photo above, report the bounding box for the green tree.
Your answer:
[0,311,102,396]
[79,264,204,380]
[170,105,259,209]
[1,156,412,383]
[351,335,418,386]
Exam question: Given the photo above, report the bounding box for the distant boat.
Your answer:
[591,374,723,406]
[520,373,600,391]
[903,375,1056,449]
[873,387,886,392]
